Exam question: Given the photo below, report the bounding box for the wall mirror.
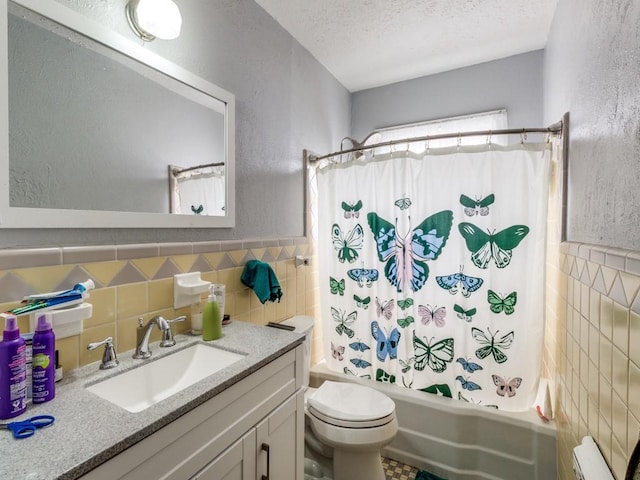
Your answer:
[0,0,235,228]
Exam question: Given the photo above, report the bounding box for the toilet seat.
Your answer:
[308,405,395,428]
[307,381,395,427]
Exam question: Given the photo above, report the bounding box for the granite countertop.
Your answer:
[0,321,303,480]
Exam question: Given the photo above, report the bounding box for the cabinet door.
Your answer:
[256,390,304,480]
[192,429,256,480]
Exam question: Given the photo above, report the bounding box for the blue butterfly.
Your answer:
[436,270,483,297]
[350,358,372,369]
[349,341,370,352]
[456,357,483,373]
[371,320,400,361]
[367,211,453,293]
[456,375,482,391]
[347,268,379,287]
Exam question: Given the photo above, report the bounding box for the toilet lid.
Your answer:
[308,381,395,422]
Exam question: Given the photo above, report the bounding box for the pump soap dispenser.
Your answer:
[202,285,222,341]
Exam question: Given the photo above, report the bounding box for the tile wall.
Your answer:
[552,242,640,479]
[0,238,320,373]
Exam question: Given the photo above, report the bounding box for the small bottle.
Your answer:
[213,284,226,320]
[32,313,55,404]
[0,315,27,419]
[191,301,203,335]
[202,285,222,341]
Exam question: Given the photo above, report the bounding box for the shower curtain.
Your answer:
[173,166,226,216]
[317,143,551,412]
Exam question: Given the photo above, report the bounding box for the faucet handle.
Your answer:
[87,336,119,370]
[160,315,186,347]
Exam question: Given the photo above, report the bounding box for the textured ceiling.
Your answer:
[254,0,559,92]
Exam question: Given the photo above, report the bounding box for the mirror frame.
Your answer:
[0,0,236,228]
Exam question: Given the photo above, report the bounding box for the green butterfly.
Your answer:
[397,316,415,328]
[331,223,364,263]
[397,298,414,310]
[487,290,517,315]
[376,368,396,384]
[329,277,345,296]
[460,194,495,217]
[343,367,371,379]
[471,327,514,364]
[399,358,414,373]
[453,304,476,322]
[341,200,363,219]
[332,307,356,338]
[394,197,412,210]
[458,222,529,269]
[353,294,371,309]
[419,384,452,398]
[413,334,454,373]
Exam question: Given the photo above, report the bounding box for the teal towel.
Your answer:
[415,470,447,480]
[241,260,283,304]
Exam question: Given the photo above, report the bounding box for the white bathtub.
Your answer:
[309,362,557,480]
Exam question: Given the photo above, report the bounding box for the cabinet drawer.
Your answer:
[82,346,301,480]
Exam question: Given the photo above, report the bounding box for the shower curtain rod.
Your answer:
[171,161,225,176]
[307,120,563,164]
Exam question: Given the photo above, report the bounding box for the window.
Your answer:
[372,109,508,152]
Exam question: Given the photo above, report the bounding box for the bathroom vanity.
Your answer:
[0,322,304,480]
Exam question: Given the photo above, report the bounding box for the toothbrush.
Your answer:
[6,292,84,316]
[22,279,95,301]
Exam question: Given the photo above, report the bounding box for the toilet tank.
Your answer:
[281,315,314,389]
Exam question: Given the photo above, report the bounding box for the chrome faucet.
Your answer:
[133,316,170,359]
[87,336,119,370]
[160,315,186,347]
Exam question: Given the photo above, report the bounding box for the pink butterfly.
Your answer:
[331,342,345,361]
[492,375,522,397]
[368,211,453,293]
[376,297,395,320]
[418,304,446,327]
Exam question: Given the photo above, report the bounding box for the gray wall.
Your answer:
[544,0,640,250]
[351,51,544,141]
[1,0,350,247]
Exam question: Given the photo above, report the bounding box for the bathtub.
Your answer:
[309,362,557,480]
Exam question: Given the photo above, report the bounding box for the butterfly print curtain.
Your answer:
[317,144,551,412]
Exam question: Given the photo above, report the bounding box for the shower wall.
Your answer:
[544,0,640,478]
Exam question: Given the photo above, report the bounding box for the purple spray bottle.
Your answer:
[32,313,55,403]
[0,315,27,419]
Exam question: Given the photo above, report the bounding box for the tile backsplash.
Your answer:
[552,242,640,479]
[0,238,319,374]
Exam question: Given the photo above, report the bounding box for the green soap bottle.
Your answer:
[202,285,222,341]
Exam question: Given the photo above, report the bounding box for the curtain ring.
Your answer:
[520,131,527,144]
[486,130,492,145]
[457,135,462,151]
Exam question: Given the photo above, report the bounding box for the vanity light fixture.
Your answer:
[125,0,182,42]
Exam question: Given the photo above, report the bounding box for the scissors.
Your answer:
[0,415,55,439]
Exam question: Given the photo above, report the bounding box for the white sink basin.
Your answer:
[86,343,245,413]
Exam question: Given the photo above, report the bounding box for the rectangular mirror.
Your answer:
[0,0,235,228]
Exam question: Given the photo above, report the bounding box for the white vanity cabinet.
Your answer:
[193,391,303,480]
[81,345,304,480]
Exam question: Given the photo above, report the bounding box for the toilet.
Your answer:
[281,316,398,480]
